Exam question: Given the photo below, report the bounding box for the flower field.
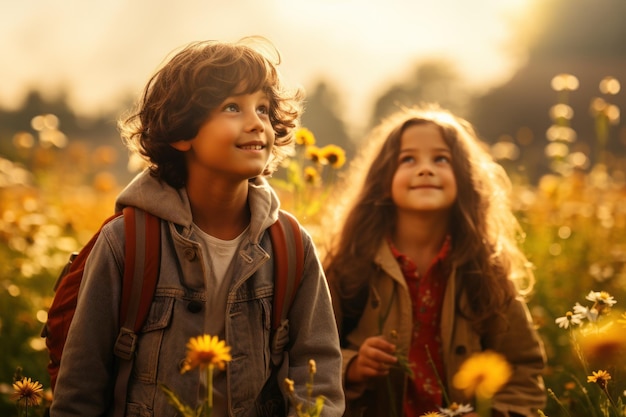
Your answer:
[1,75,626,416]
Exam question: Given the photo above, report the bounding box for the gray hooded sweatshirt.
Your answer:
[50,169,345,417]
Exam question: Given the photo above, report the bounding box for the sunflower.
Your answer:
[319,144,346,169]
[452,350,512,399]
[180,334,232,373]
[295,127,316,146]
[11,377,44,407]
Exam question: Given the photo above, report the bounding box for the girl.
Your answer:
[323,105,546,417]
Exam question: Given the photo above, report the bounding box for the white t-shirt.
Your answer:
[191,223,249,416]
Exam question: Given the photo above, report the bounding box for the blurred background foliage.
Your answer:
[2,0,626,415]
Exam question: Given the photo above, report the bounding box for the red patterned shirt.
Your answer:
[389,237,450,417]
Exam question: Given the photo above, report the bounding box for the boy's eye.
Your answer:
[257,105,269,115]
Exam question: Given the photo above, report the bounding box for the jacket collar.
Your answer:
[115,169,280,244]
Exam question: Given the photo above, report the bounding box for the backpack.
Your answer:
[42,206,304,415]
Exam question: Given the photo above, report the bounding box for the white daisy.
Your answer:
[555,311,583,329]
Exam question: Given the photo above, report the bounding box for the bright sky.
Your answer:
[0,0,533,131]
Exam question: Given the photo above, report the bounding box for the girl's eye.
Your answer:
[224,103,239,112]
[399,155,415,164]
[435,155,451,164]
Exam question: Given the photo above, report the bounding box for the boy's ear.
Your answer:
[170,140,191,151]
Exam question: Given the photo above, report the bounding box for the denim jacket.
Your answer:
[50,170,345,417]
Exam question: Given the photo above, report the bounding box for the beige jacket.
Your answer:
[331,241,546,417]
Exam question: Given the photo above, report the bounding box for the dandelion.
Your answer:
[555,311,583,329]
[420,412,444,417]
[11,377,44,407]
[588,370,611,389]
[180,334,232,373]
[295,127,316,146]
[452,350,512,400]
[319,144,346,169]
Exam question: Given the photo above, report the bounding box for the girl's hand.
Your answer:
[346,335,398,383]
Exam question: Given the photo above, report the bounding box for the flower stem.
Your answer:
[475,397,490,417]
[206,364,214,417]
[601,385,620,417]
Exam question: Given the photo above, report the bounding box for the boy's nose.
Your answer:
[245,112,265,132]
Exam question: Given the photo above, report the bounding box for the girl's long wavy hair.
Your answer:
[323,104,534,329]
[118,36,304,188]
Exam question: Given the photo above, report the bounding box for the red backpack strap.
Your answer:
[112,207,161,417]
[44,211,123,391]
[270,210,304,330]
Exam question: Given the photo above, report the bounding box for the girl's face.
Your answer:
[171,90,275,183]
[391,123,457,215]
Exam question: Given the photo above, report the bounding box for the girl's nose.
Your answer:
[417,164,434,176]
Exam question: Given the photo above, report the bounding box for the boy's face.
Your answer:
[172,90,275,182]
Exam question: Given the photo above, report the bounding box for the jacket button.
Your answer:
[454,345,467,355]
[187,301,203,313]
[184,247,196,261]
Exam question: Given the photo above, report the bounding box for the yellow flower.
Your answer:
[320,144,346,169]
[452,350,512,399]
[578,323,626,367]
[295,127,316,146]
[420,412,443,417]
[564,381,576,391]
[587,370,611,389]
[303,166,320,185]
[11,377,44,407]
[617,312,626,327]
[305,146,323,164]
[284,377,295,394]
[308,359,317,375]
[180,334,232,373]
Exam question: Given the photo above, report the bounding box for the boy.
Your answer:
[50,37,344,417]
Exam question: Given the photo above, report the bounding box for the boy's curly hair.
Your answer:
[118,36,304,188]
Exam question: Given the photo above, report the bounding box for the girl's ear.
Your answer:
[170,140,192,151]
